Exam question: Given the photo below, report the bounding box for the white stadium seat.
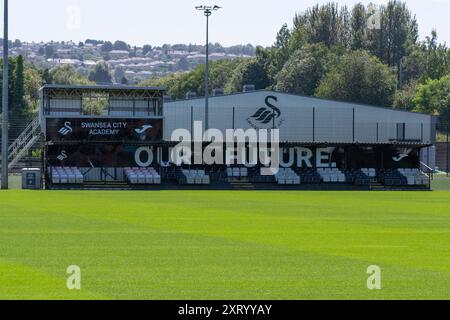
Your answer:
[226,167,250,179]
[49,167,84,184]
[317,168,346,183]
[125,167,162,185]
[275,168,301,185]
[398,168,428,186]
[179,169,211,185]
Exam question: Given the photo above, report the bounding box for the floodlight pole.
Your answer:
[196,5,221,130]
[205,12,210,130]
[1,0,9,190]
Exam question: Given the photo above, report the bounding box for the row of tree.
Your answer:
[0,56,42,138]
[142,1,450,125]
[2,1,449,134]
[0,56,121,137]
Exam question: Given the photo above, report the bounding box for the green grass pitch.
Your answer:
[1,178,450,300]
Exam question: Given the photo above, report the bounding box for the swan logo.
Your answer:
[135,125,153,134]
[58,122,73,136]
[57,150,68,161]
[247,96,284,129]
[392,154,409,162]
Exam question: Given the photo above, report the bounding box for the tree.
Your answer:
[367,0,418,83]
[101,41,113,52]
[316,50,397,106]
[85,39,104,46]
[11,56,31,132]
[177,57,189,71]
[48,65,91,85]
[88,62,113,84]
[293,3,350,48]
[0,58,16,117]
[113,40,129,51]
[13,39,22,48]
[40,68,52,84]
[114,66,126,84]
[414,75,450,124]
[45,45,55,59]
[0,56,34,138]
[401,46,427,84]
[350,3,367,50]
[129,46,137,58]
[274,44,334,96]
[21,61,44,118]
[143,45,153,56]
[225,58,270,93]
[209,59,243,92]
[266,24,292,80]
[424,31,449,80]
[141,59,246,99]
[393,81,417,111]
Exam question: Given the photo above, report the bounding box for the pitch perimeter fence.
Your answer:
[436,122,450,174]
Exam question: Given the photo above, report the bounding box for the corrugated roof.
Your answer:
[166,89,432,117]
[42,84,166,92]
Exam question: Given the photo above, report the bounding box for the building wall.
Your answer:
[164,91,433,144]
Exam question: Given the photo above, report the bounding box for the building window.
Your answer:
[397,123,406,141]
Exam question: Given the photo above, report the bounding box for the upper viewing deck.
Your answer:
[40,85,166,118]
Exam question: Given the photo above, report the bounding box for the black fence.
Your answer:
[436,122,450,174]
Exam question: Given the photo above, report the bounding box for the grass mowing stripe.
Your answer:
[1,188,450,299]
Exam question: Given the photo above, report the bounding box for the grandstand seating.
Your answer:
[207,166,227,183]
[249,167,276,183]
[226,167,248,178]
[380,168,428,186]
[178,169,210,185]
[49,167,84,184]
[275,168,301,185]
[124,167,161,185]
[380,169,407,186]
[352,168,376,186]
[48,165,428,189]
[397,168,429,186]
[295,168,322,183]
[361,168,377,178]
[316,168,346,183]
[161,165,179,181]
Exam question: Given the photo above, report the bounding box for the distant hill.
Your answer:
[2,39,256,84]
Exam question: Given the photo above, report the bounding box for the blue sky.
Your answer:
[1,0,450,46]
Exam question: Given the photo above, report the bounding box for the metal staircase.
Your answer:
[0,117,41,170]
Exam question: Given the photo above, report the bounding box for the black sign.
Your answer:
[47,143,157,167]
[46,118,163,143]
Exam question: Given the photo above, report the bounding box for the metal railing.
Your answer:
[0,116,41,170]
[420,161,434,179]
[420,161,434,189]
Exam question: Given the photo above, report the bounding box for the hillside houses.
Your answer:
[1,39,255,84]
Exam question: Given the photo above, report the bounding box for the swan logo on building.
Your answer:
[57,150,68,161]
[247,96,284,129]
[58,122,73,136]
[392,154,409,162]
[135,125,153,134]
[392,148,412,162]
